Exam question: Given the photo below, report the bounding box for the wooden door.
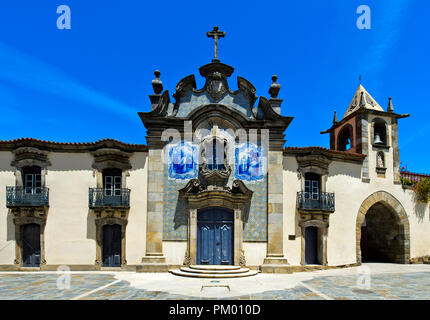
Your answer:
[305,226,318,265]
[22,224,41,267]
[197,208,233,265]
[102,224,122,267]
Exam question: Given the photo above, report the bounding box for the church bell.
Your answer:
[374,133,383,144]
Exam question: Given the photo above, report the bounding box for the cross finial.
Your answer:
[207,26,226,62]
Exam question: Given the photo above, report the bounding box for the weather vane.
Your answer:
[207,26,226,62]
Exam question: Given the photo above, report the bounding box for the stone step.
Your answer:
[169,268,259,279]
[180,267,250,274]
[189,265,241,271]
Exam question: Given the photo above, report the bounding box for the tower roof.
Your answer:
[342,84,384,119]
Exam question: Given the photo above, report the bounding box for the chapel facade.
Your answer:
[0,28,429,273]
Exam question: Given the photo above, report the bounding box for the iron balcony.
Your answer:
[89,188,130,209]
[296,191,335,212]
[6,186,49,207]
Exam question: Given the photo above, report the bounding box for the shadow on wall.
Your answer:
[173,195,187,230]
[0,152,14,173]
[48,153,94,172]
[328,162,362,179]
[129,153,147,171]
[86,210,96,241]
[413,198,427,223]
[6,211,15,241]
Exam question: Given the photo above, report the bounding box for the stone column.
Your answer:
[300,226,305,266]
[234,208,243,266]
[322,227,328,266]
[138,149,168,272]
[391,119,401,184]
[357,114,370,183]
[261,150,290,273]
[189,209,197,265]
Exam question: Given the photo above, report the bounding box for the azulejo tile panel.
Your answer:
[235,143,265,182]
[167,141,199,180]
[243,176,267,241]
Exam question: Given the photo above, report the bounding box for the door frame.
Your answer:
[180,179,253,267]
[12,214,47,269]
[95,216,127,269]
[196,207,234,265]
[299,219,328,266]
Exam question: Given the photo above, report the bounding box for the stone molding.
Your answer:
[94,214,128,269]
[179,178,253,266]
[355,191,410,264]
[91,148,132,171]
[11,208,48,267]
[11,147,51,169]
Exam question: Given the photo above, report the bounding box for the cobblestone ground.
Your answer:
[0,264,429,300]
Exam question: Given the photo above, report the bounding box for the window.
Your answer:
[205,139,226,171]
[103,168,122,196]
[22,166,42,194]
[304,173,320,200]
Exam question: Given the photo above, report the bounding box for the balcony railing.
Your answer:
[89,188,130,208]
[400,171,430,186]
[6,186,49,207]
[297,191,335,212]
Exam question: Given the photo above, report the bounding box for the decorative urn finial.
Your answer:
[269,75,281,98]
[151,69,163,95]
[333,110,338,124]
[387,97,394,112]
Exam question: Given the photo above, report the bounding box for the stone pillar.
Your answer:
[234,208,243,266]
[322,227,328,266]
[189,209,197,265]
[357,114,370,183]
[391,119,401,184]
[300,226,305,266]
[137,149,168,272]
[261,150,290,273]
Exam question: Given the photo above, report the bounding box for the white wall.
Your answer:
[0,151,17,264]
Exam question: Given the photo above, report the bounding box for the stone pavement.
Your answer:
[0,263,429,300]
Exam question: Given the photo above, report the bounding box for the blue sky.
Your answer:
[0,0,428,173]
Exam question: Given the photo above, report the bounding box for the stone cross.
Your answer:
[207,26,225,62]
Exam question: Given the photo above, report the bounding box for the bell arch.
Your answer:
[356,191,410,264]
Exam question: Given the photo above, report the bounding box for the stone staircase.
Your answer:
[169,265,259,278]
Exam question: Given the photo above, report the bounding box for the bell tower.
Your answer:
[321,85,409,183]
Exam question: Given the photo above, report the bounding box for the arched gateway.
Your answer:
[356,191,410,264]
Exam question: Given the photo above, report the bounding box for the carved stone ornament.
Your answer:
[183,251,191,266]
[11,147,51,169]
[206,71,227,102]
[239,250,246,267]
[91,148,132,171]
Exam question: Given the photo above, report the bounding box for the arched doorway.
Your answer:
[22,223,41,267]
[356,191,410,264]
[197,208,234,265]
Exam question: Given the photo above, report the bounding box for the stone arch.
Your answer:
[356,191,410,264]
